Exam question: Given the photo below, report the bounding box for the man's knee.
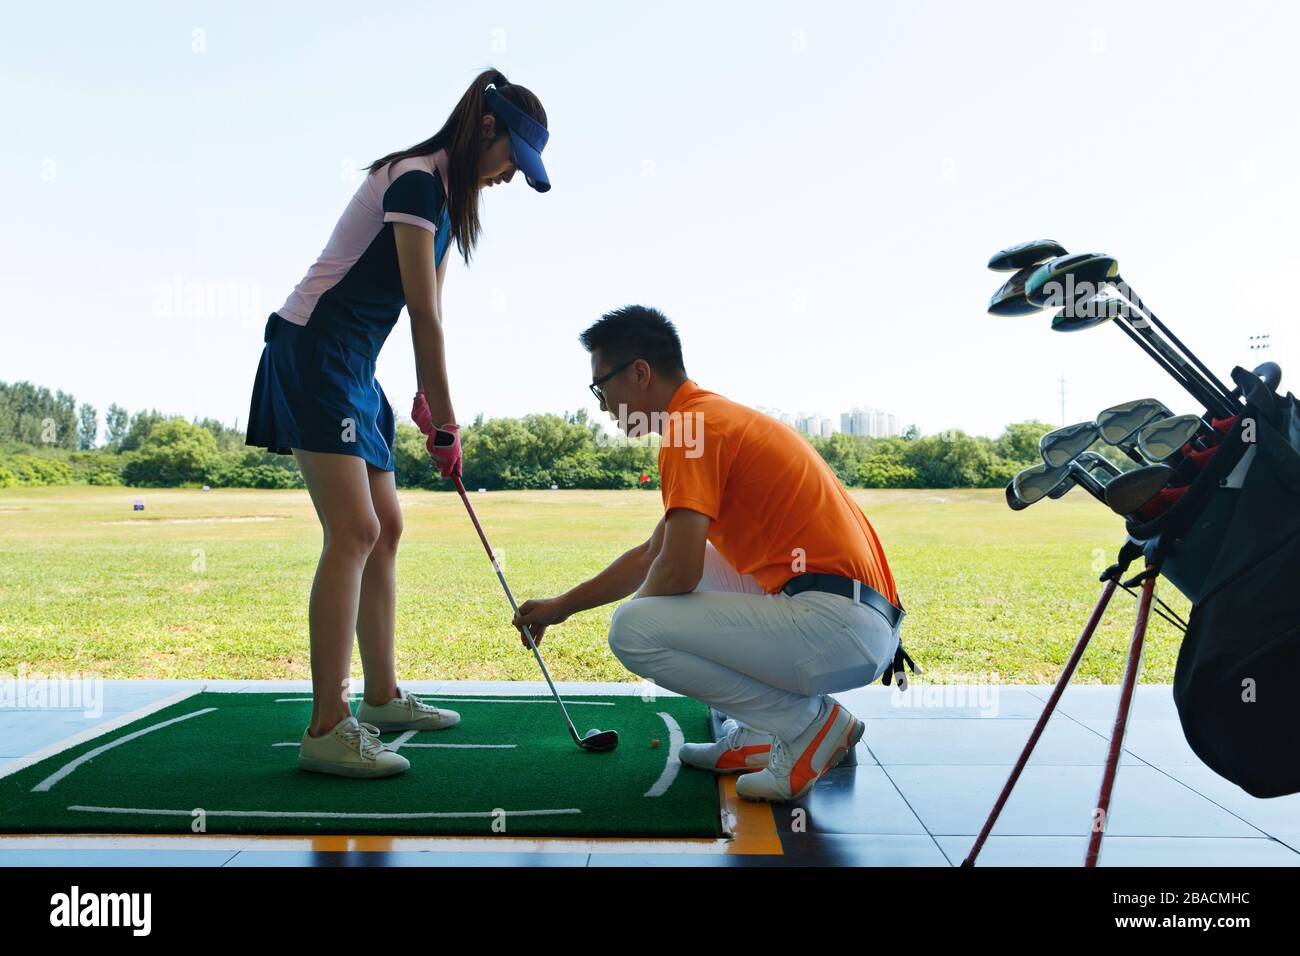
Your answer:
[607,600,663,668]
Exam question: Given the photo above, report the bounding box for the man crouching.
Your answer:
[513,305,907,802]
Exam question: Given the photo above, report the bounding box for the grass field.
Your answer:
[0,485,1190,684]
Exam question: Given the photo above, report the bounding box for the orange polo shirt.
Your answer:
[658,380,899,603]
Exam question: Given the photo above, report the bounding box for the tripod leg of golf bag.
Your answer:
[962,576,1121,867]
[1084,565,1157,866]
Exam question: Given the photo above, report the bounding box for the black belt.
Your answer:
[781,573,905,628]
[780,573,919,689]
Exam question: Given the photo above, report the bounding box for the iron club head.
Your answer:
[1135,414,1204,462]
[1012,462,1073,506]
[1103,464,1175,516]
[578,728,619,751]
[1040,421,1100,468]
[1097,399,1173,447]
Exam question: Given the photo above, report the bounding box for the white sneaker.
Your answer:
[679,718,772,773]
[735,698,863,802]
[298,716,410,779]
[356,689,460,732]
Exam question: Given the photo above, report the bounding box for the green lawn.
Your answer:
[0,485,1189,684]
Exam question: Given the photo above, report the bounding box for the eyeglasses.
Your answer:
[589,359,636,406]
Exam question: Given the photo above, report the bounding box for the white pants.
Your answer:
[608,542,901,742]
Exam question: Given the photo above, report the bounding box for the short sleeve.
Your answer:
[659,419,728,521]
[383,170,447,235]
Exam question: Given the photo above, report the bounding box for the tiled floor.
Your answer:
[1,680,1297,867]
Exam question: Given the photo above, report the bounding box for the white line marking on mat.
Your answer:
[388,730,417,751]
[643,712,684,798]
[272,697,614,706]
[271,742,516,750]
[0,687,208,784]
[30,708,217,793]
[67,805,580,821]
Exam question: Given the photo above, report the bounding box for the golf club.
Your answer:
[1013,462,1073,505]
[1103,464,1176,517]
[1040,421,1100,468]
[452,474,619,752]
[989,264,1050,316]
[1026,253,1238,417]
[1097,398,1172,463]
[987,238,1068,272]
[1135,414,1206,462]
[1076,451,1121,483]
[1013,460,1108,507]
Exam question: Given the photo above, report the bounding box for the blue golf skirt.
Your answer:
[245,312,397,471]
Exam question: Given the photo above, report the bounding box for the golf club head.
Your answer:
[1051,291,1124,332]
[1104,464,1175,516]
[1136,414,1203,461]
[1048,478,1074,499]
[987,239,1068,272]
[1025,253,1120,308]
[1097,399,1172,446]
[988,263,1048,316]
[1075,450,1120,481]
[1005,480,1038,509]
[578,729,619,751]
[1012,461,1073,506]
[1040,421,1100,468]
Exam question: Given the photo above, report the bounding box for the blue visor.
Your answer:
[484,86,550,193]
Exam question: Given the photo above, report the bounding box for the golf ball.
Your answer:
[587,728,600,737]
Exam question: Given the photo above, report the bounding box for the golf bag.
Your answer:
[1127,367,1300,798]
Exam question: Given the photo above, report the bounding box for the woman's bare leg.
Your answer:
[358,464,402,706]
[292,449,380,737]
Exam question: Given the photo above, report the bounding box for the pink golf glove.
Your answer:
[428,424,462,479]
[412,391,461,479]
[411,391,434,434]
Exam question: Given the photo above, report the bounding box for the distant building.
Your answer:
[757,404,901,439]
[840,406,902,438]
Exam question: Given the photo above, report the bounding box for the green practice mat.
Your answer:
[0,692,722,837]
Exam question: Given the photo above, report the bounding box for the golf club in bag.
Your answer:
[967,364,1299,867]
[978,240,1299,862]
[1141,366,1300,799]
[452,474,618,752]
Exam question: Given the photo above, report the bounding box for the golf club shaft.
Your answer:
[1111,314,1233,417]
[451,475,584,744]
[1107,289,1237,417]
[1066,461,1107,502]
[1121,288,1238,408]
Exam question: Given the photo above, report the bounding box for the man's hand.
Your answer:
[513,596,571,648]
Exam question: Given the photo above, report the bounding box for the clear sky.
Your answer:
[3,0,1297,439]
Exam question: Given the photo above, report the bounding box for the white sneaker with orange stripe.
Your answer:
[679,718,772,773]
[735,697,864,802]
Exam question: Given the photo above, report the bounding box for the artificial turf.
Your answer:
[0,692,722,838]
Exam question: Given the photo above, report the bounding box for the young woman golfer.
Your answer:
[245,69,551,778]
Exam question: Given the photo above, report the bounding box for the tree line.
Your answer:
[0,379,1117,491]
